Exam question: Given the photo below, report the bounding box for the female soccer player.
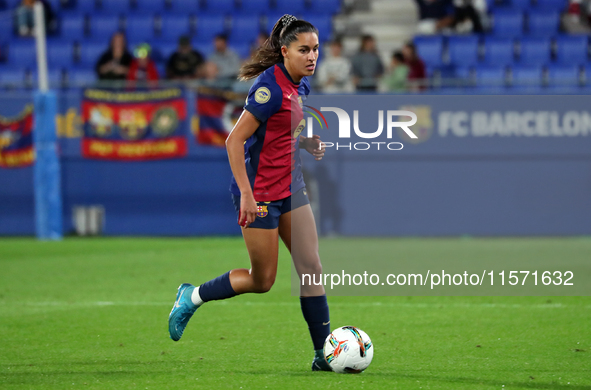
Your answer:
[168,15,332,371]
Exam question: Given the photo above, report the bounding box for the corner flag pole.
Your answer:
[33,2,63,240]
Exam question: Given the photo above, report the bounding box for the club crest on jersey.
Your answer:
[298,96,303,109]
[254,87,271,104]
[293,119,306,139]
[256,205,268,218]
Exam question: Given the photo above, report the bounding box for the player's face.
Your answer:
[284,32,319,80]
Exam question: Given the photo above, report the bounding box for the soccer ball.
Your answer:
[323,326,373,373]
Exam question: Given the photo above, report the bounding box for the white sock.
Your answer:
[191,286,204,306]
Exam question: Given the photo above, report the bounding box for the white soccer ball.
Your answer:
[323,326,373,373]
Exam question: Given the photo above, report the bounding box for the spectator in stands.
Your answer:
[96,32,133,80]
[383,51,409,92]
[316,39,354,93]
[16,0,56,37]
[402,42,426,91]
[453,0,485,33]
[414,0,455,34]
[166,36,205,80]
[127,43,159,82]
[563,0,591,33]
[209,34,241,80]
[351,35,384,92]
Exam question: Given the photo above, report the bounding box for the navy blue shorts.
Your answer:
[231,187,310,229]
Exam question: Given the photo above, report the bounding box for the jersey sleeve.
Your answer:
[244,75,283,123]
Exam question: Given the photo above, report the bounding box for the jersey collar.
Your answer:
[277,63,300,86]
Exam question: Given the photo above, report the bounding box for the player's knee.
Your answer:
[252,275,275,293]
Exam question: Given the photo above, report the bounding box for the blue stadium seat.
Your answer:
[45,0,62,10]
[518,37,551,65]
[126,14,156,42]
[534,0,567,12]
[263,12,286,32]
[160,14,192,40]
[151,41,177,62]
[492,9,524,37]
[507,0,532,10]
[169,0,199,13]
[527,9,559,37]
[135,0,166,13]
[483,37,515,65]
[555,35,589,65]
[414,35,444,67]
[3,0,22,8]
[454,66,473,80]
[447,35,480,66]
[585,64,591,85]
[47,40,75,67]
[75,0,98,13]
[511,64,543,86]
[195,15,226,41]
[0,14,13,39]
[475,64,507,86]
[231,42,251,59]
[275,0,306,14]
[547,64,580,87]
[229,15,261,43]
[0,66,27,86]
[98,0,131,13]
[192,41,214,57]
[60,14,86,37]
[8,41,36,67]
[78,41,105,66]
[234,0,269,14]
[308,0,341,14]
[201,0,236,14]
[301,15,332,41]
[67,67,97,85]
[88,14,121,38]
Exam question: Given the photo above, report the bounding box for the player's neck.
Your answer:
[283,62,302,83]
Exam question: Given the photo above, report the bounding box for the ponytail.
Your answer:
[238,15,318,81]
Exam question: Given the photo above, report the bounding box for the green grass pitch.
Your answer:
[1,237,590,389]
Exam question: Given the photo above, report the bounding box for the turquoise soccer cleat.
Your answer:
[168,283,199,341]
[311,355,332,372]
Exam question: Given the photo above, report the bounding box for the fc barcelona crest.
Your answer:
[256,205,268,218]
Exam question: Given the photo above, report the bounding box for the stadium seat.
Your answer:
[507,0,532,9]
[585,65,591,85]
[160,14,192,40]
[308,0,341,14]
[232,42,251,59]
[447,35,480,66]
[134,0,166,13]
[31,69,64,87]
[126,14,156,42]
[151,41,177,62]
[98,0,131,13]
[60,14,86,38]
[44,0,62,10]
[518,37,551,65]
[482,37,515,65]
[511,65,544,88]
[414,35,444,67]
[534,0,567,12]
[75,0,98,13]
[8,41,36,67]
[201,0,236,14]
[301,15,333,41]
[67,67,97,85]
[275,0,306,14]
[3,0,22,8]
[47,40,75,67]
[195,15,226,41]
[78,41,106,66]
[527,9,559,37]
[0,14,13,39]
[555,35,589,65]
[88,14,121,38]
[0,66,27,87]
[492,9,524,37]
[168,0,199,13]
[454,66,473,80]
[229,15,261,44]
[233,0,268,14]
[192,41,214,57]
[263,12,287,32]
[475,64,507,86]
[547,64,580,87]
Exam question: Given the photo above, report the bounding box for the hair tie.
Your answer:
[280,14,298,28]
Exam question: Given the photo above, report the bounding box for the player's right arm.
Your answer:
[226,110,260,228]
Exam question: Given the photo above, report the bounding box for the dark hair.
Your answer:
[238,14,318,81]
[215,33,228,42]
[360,34,375,51]
[393,51,404,62]
[404,41,417,55]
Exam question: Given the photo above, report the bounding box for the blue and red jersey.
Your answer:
[230,63,309,202]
